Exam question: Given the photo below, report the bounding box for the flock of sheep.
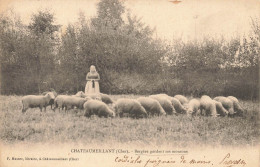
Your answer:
[21,90,245,118]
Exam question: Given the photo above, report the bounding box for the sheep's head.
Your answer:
[75,91,86,98]
[46,92,55,99]
[109,110,116,118]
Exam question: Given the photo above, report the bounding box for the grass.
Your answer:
[0,95,259,147]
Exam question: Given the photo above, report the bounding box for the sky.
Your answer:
[1,0,259,42]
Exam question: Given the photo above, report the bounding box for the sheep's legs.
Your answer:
[22,107,27,113]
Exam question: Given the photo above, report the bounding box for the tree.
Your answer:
[91,0,125,31]
[28,10,60,37]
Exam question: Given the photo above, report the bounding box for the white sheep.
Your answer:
[213,96,235,116]
[200,95,218,117]
[170,97,187,114]
[84,99,115,118]
[73,91,87,98]
[213,100,228,116]
[54,95,91,112]
[114,98,148,118]
[85,93,102,101]
[227,96,244,116]
[173,95,188,105]
[42,90,58,109]
[149,94,176,115]
[186,99,200,115]
[137,97,166,116]
[63,96,90,111]
[22,92,55,113]
[53,95,68,111]
[151,94,186,114]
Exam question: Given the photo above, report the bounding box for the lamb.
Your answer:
[213,96,235,116]
[137,97,166,116]
[186,99,200,115]
[114,98,148,118]
[22,92,55,113]
[200,95,217,117]
[84,99,115,118]
[173,95,188,105]
[213,100,228,116]
[227,96,244,116]
[149,94,176,115]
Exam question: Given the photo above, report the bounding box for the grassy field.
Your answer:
[0,95,259,147]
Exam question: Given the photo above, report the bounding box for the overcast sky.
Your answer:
[1,0,259,42]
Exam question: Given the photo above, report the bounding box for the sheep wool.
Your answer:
[137,97,166,116]
[186,99,200,115]
[213,96,235,116]
[114,98,148,118]
[149,95,176,115]
[200,95,217,117]
[22,92,55,113]
[84,99,115,118]
[227,96,244,116]
[173,95,188,105]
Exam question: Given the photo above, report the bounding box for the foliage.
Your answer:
[0,1,259,99]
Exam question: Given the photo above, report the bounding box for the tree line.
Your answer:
[0,0,259,100]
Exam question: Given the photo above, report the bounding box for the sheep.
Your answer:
[173,95,188,105]
[84,99,115,118]
[62,96,90,111]
[200,95,218,117]
[213,100,228,116]
[85,93,113,104]
[227,96,244,116]
[152,94,187,114]
[85,93,102,101]
[137,97,166,116]
[149,94,176,115]
[213,96,235,116]
[42,90,58,109]
[100,93,114,104]
[114,98,148,118]
[54,95,91,112]
[53,95,69,111]
[73,91,87,98]
[22,92,55,113]
[170,97,187,114]
[42,89,58,97]
[186,99,200,115]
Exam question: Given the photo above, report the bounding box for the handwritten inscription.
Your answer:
[114,153,247,167]
[115,155,142,164]
[219,153,246,166]
[144,158,176,167]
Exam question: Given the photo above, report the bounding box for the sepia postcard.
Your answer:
[0,0,259,167]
